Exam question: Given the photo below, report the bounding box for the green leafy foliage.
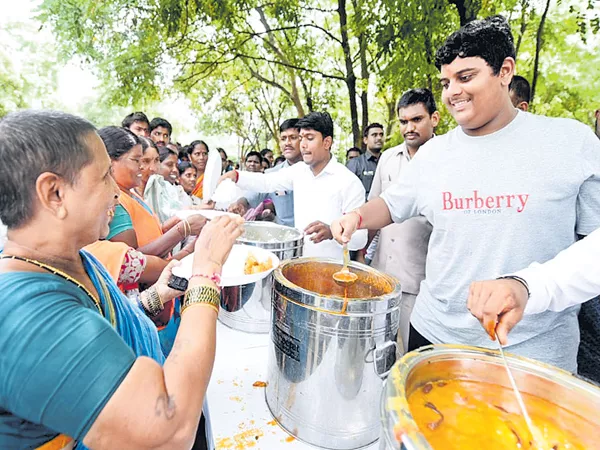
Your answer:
[4,0,595,149]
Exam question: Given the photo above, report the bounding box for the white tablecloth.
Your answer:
[207,322,380,450]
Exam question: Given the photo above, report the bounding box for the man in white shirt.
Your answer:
[368,88,439,352]
[467,227,600,342]
[467,227,600,382]
[219,112,367,258]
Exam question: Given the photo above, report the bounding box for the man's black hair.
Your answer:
[260,148,273,157]
[346,147,362,158]
[0,110,97,228]
[397,88,438,116]
[280,118,300,133]
[363,123,384,138]
[246,151,263,162]
[509,75,531,104]
[149,117,173,135]
[435,15,516,75]
[297,112,334,139]
[122,112,149,129]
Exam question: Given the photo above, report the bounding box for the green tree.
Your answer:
[38,0,599,150]
[0,21,59,117]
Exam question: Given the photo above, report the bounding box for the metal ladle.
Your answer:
[333,243,358,286]
[495,330,548,449]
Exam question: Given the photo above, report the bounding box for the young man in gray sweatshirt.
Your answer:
[331,15,600,372]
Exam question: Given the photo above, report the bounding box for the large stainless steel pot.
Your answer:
[219,222,303,333]
[265,257,402,450]
[380,345,600,450]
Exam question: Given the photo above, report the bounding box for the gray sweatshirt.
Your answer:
[380,111,600,372]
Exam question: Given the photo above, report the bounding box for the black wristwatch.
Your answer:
[497,275,530,298]
[168,274,189,291]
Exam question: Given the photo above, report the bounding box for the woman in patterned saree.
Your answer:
[102,126,206,260]
[0,110,244,450]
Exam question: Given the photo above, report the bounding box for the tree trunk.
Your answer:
[299,77,314,114]
[289,76,306,117]
[424,32,434,90]
[352,0,369,142]
[531,0,551,105]
[385,99,396,137]
[359,42,369,145]
[448,0,481,25]
[337,0,360,147]
[256,7,306,117]
[515,0,530,58]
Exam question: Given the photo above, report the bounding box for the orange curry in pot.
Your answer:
[282,261,391,299]
[403,379,592,450]
[282,261,392,315]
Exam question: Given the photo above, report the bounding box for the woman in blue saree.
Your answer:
[0,110,244,450]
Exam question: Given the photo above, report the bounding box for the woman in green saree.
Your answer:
[0,110,244,450]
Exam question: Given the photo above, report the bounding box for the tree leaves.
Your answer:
[16,0,599,150]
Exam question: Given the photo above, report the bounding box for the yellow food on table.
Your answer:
[404,379,589,450]
[244,252,273,275]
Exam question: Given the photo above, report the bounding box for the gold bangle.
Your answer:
[181,302,219,316]
[182,285,220,314]
[183,219,191,237]
[177,223,185,239]
[143,286,164,317]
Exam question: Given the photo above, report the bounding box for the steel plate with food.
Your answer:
[380,345,600,450]
[172,244,279,287]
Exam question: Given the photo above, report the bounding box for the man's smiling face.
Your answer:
[440,56,511,135]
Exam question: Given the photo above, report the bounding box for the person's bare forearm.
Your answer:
[149,277,219,448]
[357,198,393,230]
[83,287,218,450]
[161,216,180,233]
[85,215,244,450]
[138,225,185,258]
[139,255,169,285]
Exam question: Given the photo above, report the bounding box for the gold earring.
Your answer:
[56,207,67,220]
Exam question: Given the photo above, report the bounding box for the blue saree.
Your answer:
[76,251,213,450]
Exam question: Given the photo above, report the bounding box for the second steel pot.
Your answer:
[219,222,303,333]
[266,257,402,449]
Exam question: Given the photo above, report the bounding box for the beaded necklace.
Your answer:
[0,254,116,326]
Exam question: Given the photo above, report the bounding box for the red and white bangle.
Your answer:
[234,170,239,183]
[190,272,222,289]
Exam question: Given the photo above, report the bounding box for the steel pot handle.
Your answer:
[365,340,398,379]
